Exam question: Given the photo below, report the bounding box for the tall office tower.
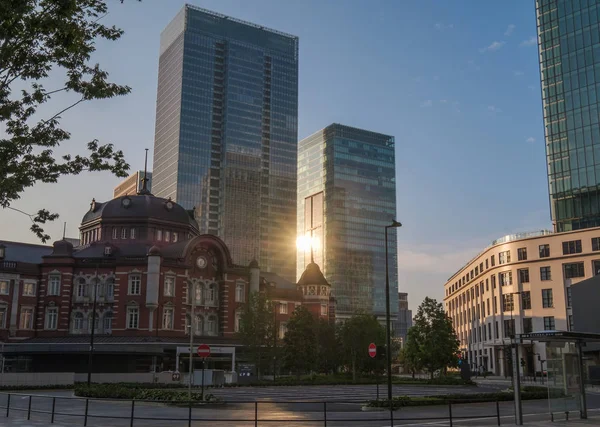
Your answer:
[152,5,299,279]
[297,124,398,319]
[537,0,600,231]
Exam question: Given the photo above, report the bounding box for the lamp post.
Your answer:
[384,220,402,404]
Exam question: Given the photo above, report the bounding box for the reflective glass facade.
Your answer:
[153,5,299,280]
[297,124,398,318]
[537,0,600,231]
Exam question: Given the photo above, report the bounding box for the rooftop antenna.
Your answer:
[139,148,150,195]
[63,222,66,240]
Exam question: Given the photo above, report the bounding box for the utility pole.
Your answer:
[188,282,195,400]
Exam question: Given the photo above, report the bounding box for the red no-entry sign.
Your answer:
[197,344,211,358]
[368,343,377,358]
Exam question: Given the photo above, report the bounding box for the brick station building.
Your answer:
[0,190,334,374]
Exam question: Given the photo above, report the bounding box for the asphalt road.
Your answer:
[0,386,598,426]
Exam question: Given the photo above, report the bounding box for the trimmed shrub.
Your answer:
[74,384,220,403]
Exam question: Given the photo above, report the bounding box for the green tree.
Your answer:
[0,0,138,242]
[339,312,386,381]
[282,306,317,377]
[404,297,459,379]
[403,329,423,378]
[315,318,339,374]
[237,292,275,379]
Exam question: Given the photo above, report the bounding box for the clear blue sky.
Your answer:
[0,0,550,312]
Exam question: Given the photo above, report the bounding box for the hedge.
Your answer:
[220,374,475,387]
[74,384,220,403]
[367,388,566,409]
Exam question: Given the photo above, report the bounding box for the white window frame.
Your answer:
[48,275,61,296]
[121,228,127,239]
[130,228,136,239]
[19,307,33,330]
[103,312,113,333]
[207,284,216,304]
[45,307,58,330]
[193,315,203,336]
[162,307,174,330]
[0,306,7,328]
[106,279,114,298]
[279,302,288,314]
[164,276,175,297]
[164,230,170,242]
[207,316,216,335]
[235,283,245,303]
[127,307,139,329]
[157,230,162,241]
[22,282,36,296]
[0,281,8,295]
[234,311,242,333]
[77,279,86,298]
[173,232,178,243]
[112,228,118,239]
[128,274,141,295]
[73,312,84,332]
[321,303,328,316]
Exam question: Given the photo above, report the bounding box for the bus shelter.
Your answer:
[516,331,600,423]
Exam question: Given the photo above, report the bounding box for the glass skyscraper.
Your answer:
[297,124,398,319]
[537,0,600,231]
[152,5,299,280]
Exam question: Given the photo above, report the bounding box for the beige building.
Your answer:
[444,228,600,377]
[113,171,152,198]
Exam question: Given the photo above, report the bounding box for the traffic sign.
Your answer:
[368,343,377,358]
[197,344,211,358]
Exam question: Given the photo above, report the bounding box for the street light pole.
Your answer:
[87,267,99,386]
[384,220,402,404]
[189,282,195,400]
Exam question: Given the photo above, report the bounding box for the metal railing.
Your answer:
[0,391,510,426]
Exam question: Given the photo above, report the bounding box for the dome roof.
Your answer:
[50,239,74,257]
[297,262,329,287]
[81,195,198,230]
[148,245,161,256]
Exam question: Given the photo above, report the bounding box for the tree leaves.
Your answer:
[0,0,132,241]
[403,297,460,379]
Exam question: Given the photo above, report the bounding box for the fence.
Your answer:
[0,391,510,426]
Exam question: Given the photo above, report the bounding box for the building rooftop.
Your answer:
[0,241,53,264]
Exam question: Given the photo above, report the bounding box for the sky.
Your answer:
[0,0,550,313]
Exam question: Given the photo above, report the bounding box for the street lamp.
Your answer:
[384,219,402,404]
[508,291,522,339]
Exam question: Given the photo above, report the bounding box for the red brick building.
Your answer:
[0,191,334,374]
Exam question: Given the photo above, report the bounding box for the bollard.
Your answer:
[496,400,500,426]
[448,401,453,427]
[5,394,10,417]
[255,401,258,427]
[84,398,89,426]
[27,395,32,420]
[51,397,56,424]
[130,399,135,427]
[323,401,327,427]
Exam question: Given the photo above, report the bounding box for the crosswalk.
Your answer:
[209,384,489,402]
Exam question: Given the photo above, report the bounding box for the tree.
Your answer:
[0,0,135,242]
[339,312,386,381]
[403,297,459,379]
[237,292,275,379]
[282,306,317,377]
[403,329,423,378]
[315,318,339,374]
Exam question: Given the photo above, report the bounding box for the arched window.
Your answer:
[103,312,113,334]
[207,315,217,336]
[235,282,245,303]
[234,310,242,333]
[206,283,217,305]
[73,312,84,333]
[106,278,114,298]
[193,283,203,304]
[194,315,203,336]
[89,312,100,333]
[77,278,86,298]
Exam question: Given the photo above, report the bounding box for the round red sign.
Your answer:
[368,343,377,358]
[197,344,211,358]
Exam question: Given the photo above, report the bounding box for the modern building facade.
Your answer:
[444,228,600,376]
[297,124,398,319]
[394,292,413,344]
[536,0,600,231]
[152,5,299,281]
[113,171,153,199]
[0,192,331,374]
